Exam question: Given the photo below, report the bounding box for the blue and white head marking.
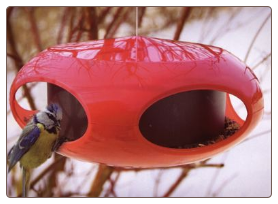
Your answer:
[46,104,63,121]
[35,104,63,131]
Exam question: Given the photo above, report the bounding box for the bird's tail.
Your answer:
[7,146,15,173]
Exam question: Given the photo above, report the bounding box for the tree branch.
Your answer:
[87,164,114,197]
[104,7,124,39]
[7,7,37,110]
[244,13,271,63]
[173,7,191,40]
[25,7,43,51]
[57,7,71,44]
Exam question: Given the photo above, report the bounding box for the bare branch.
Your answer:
[98,7,112,24]
[104,172,120,197]
[75,16,85,41]
[240,130,271,144]
[7,7,37,110]
[84,7,98,40]
[57,7,71,44]
[162,160,224,197]
[205,153,229,196]
[162,167,191,197]
[138,7,146,28]
[173,7,191,40]
[108,7,130,38]
[252,53,271,70]
[87,164,114,197]
[104,7,124,39]
[153,170,164,197]
[67,7,76,42]
[16,156,66,197]
[212,173,238,197]
[30,156,65,189]
[24,7,43,51]
[244,13,271,63]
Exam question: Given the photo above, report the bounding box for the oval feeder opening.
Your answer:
[47,84,88,142]
[13,82,88,142]
[139,90,240,149]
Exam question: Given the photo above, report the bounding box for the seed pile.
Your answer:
[174,117,240,149]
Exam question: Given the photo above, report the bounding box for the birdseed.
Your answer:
[174,117,240,149]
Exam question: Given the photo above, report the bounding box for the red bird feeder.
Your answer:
[10,36,263,168]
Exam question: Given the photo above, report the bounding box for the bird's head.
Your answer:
[35,104,63,132]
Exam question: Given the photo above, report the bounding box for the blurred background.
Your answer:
[7,7,271,197]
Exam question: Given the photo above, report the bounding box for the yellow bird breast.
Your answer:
[20,123,58,169]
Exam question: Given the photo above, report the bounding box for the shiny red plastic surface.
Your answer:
[10,36,264,168]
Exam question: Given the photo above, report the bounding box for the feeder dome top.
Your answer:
[47,36,223,63]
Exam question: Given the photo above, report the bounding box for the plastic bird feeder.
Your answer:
[10,36,264,168]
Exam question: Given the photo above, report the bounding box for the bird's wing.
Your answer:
[8,124,41,172]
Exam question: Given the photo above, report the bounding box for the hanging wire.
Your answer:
[136,7,138,37]
[136,7,138,61]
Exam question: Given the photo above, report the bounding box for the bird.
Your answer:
[8,103,63,197]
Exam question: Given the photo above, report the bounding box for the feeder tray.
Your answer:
[10,36,263,168]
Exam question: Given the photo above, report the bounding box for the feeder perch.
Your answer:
[10,36,264,168]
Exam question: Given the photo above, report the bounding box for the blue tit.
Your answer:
[8,104,63,196]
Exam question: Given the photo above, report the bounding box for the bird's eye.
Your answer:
[47,113,57,122]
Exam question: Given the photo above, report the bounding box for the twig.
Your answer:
[43,155,67,196]
[197,163,224,168]
[57,7,71,44]
[104,7,124,39]
[29,156,65,190]
[198,7,217,43]
[7,7,37,110]
[60,192,88,197]
[18,156,64,197]
[84,7,98,40]
[240,130,271,144]
[258,63,270,82]
[7,53,22,62]
[104,172,120,197]
[72,9,85,42]
[138,8,180,36]
[75,19,85,41]
[7,83,39,115]
[138,7,146,28]
[244,13,271,63]
[7,7,24,69]
[205,153,229,196]
[212,173,238,197]
[74,165,98,193]
[25,7,43,51]
[108,7,130,38]
[87,164,114,197]
[252,53,271,70]
[162,161,224,197]
[209,8,242,44]
[114,161,223,172]
[153,170,164,197]
[67,7,76,42]
[22,167,26,197]
[162,167,191,197]
[173,7,191,40]
[98,7,112,24]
